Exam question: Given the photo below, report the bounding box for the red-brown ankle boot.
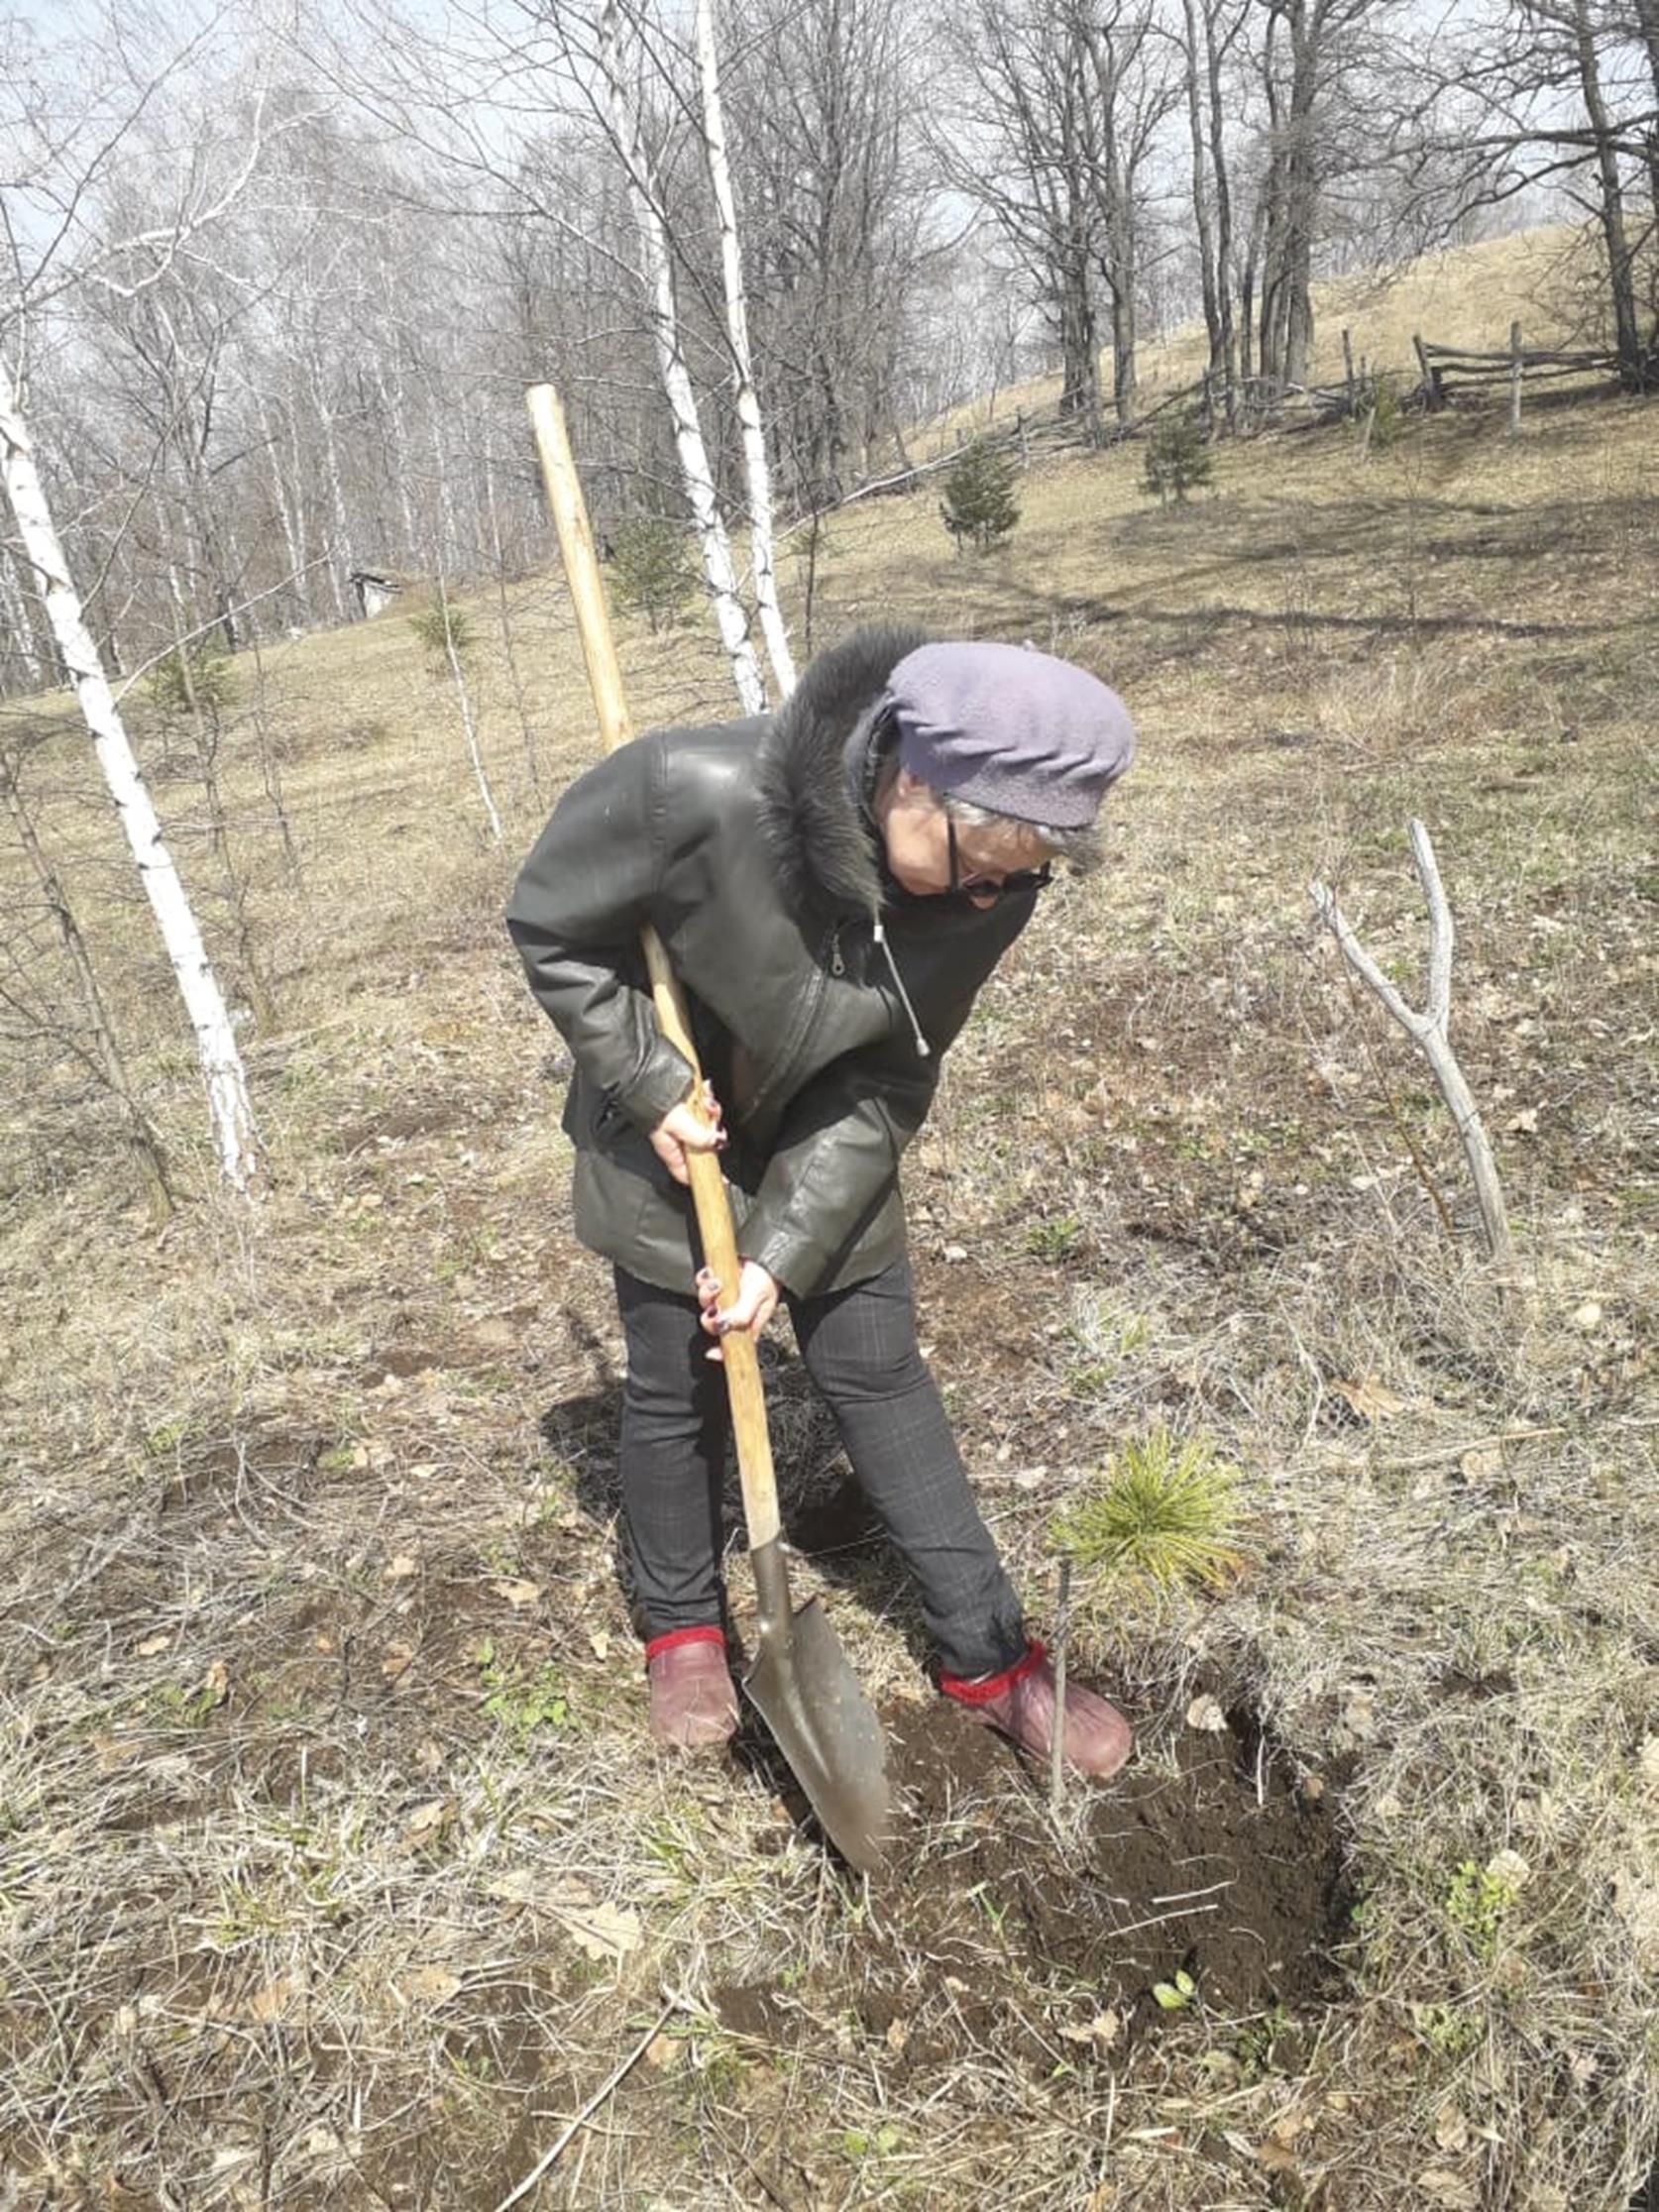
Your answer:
[940,1640,1133,1778]
[644,1627,739,1750]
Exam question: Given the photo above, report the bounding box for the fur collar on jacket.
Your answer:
[755,622,929,926]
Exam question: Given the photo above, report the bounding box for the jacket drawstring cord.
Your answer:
[871,918,931,1058]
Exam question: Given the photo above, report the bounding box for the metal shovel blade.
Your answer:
[743,1544,889,1873]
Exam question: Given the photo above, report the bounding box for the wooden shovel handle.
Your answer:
[526,385,781,1551]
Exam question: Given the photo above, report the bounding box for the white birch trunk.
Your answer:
[0,358,263,1193]
[485,454,543,798]
[695,0,796,699]
[430,422,502,842]
[442,598,501,843]
[309,363,352,619]
[601,0,767,717]
[378,368,420,567]
[260,393,309,620]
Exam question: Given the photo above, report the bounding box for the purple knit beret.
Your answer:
[885,642,1136,829]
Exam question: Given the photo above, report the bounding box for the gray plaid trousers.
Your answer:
[612,1258,1027,1681]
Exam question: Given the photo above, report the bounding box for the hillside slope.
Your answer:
[1,334,1655,2212]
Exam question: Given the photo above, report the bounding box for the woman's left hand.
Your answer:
[695,1263,780,1359]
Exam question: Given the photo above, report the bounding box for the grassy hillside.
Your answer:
[940,222,1609,438]
[1,300,1655,2211]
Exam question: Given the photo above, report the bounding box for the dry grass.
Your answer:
[932,221,1618,444]
[2,252,1657,2210]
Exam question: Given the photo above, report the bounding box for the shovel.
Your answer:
[526,385,889,1874]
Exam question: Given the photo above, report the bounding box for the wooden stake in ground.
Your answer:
[0,355,262,1193]
[1311,820,1512,1264]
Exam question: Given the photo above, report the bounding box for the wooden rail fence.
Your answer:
[806,316,1641,527]
[1413,323,1625,430]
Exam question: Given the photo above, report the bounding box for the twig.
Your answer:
[1050,1557,1072,1819]
[493,1997,677,2212]
[1108,1901,1220,1939]
[1382,1424,1565,1471]
[1311,821,1513,1264]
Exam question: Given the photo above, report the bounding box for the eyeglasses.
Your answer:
[945,815,1053,903]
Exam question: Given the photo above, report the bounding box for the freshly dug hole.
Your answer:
[721,1689,1348,2072]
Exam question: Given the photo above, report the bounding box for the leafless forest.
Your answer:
[3,0,1656,703]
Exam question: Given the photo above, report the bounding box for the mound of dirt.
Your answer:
[719,1694,1346,2074]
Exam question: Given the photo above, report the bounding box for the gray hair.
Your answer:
[936,789,1103,874]
[860,702,1103,873]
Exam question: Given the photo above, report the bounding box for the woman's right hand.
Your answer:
[648,1082,726,1186]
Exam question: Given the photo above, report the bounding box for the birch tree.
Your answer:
[597,0,766,714]
[695,0,794,697]
[0,5,273,1191]
[0,360,262,1190]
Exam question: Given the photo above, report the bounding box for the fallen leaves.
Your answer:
[1459,1443,1504,1482]
[396,1964,462,2007]
[551,1892,641,1963]
[1417,2166,1479,2209]
[491,1578,542,1610]
[1485,1847,1531,1894]
[1433,2105,1471,2156]
[402,1798,453,1847]
[247,1975,296,2025]
[1333,1683,1379,1749]
[1184,1693,1228,1733]
[1332,1375,1406,1423]
[482,1870,642,1961]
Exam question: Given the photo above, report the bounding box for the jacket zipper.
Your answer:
[741,930,832,1128]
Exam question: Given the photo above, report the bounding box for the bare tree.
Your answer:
[0,6,272,1191]
[942,0,1168,435]
[1312,824,1514,1267]
[1,359,262,1189]
[719,0,925,498]
[0,728,174,1215]
[695,0,794,696]
[596,0,767,712]
[1178,0,1250,408]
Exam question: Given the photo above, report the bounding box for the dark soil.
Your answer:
[719,1692,1347,2074]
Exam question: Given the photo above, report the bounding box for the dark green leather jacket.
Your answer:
[505,626,1036,1297]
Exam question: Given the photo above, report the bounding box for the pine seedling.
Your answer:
[1141,415,1213,508]
[940,436,1021,553]
[408,605,476,663]
[609,514,697,631]
[1052,1426,1245,1593]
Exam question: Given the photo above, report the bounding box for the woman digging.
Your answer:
[507,629,1136,1776]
